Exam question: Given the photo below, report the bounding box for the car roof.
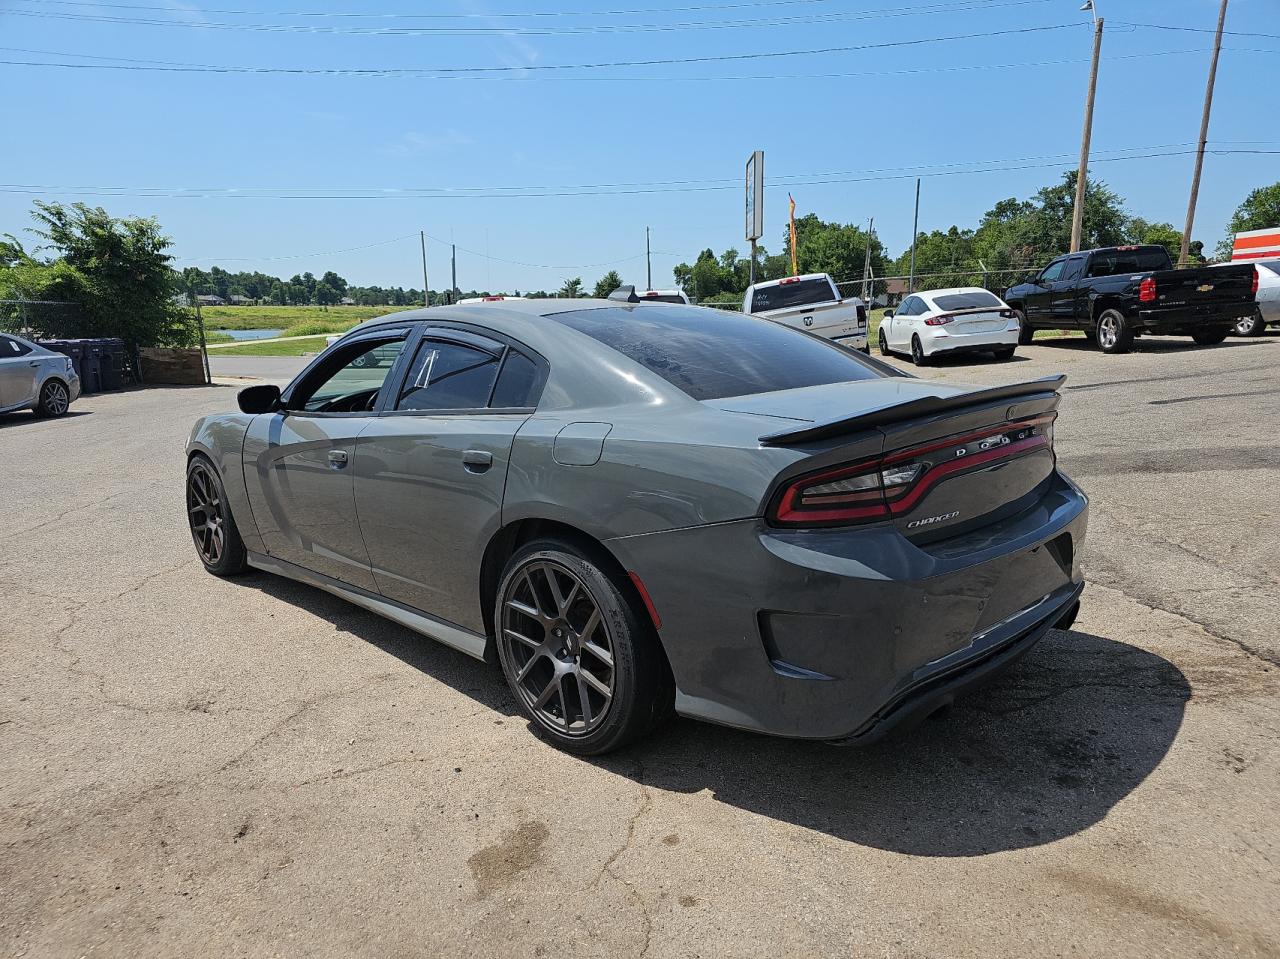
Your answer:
[916,286,1003,300]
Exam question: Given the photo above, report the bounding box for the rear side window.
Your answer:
[931,291,1003,311]
[0,335,32,357]
[397,339,500,411]
[1087,248,1173,277]
[551,305,881,401]
[748,278,836,313]
[490,350,540,408]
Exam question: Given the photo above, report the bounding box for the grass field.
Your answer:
[199,305,394,331]
[209,335,331,357]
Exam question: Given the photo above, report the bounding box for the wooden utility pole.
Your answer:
[1070,14,1104,253]
[646,226,652,290]
[1180,0,1229,266]
[908,179,920,293]
[420,230,429,307]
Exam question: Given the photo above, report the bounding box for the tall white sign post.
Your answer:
[745,150,764,285]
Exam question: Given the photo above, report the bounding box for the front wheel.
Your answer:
[1014,310,1034,345]
[186,457,248,576]
[992,346,1016,361]
[1095,309,1134,354]
[1234,309,1267,337]
[878,329,892,357]
[35,379,71,417]
[1192,326,1230,346]
[495,540,673,755]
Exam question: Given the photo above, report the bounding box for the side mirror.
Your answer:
[883,310,895,318]
[238,384,282,414]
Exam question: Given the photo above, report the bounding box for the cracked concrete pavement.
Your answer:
[2,335,1278,957]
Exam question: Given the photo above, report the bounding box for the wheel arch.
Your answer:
[1090,294,1125,323]
[478,518,670,673]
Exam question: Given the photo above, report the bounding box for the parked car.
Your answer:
[458,295,528,305]
[1212,259,1279,336]
[0,333,81,417]
[1004,245,1258,354]
[878,287,1020,365]
[742,273,869,352]
[186,300,1086,754]
[635,289,690,305]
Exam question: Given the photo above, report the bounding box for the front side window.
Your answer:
[1040,260,1066,283]
[292,337,406,413]
[898,296,921,316]
[397,339,501,411]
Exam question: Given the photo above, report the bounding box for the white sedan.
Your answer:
[1211,259,1279,336]
[878,287,1021,365]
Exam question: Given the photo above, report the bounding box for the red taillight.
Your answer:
[1000,309,1016,319]
[767,415,1056,528]
[1251,267,1260,295]
[1139,277,1157,302]
[924,313,954,326]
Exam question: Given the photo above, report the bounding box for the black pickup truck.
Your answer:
[1004,245,1257,354]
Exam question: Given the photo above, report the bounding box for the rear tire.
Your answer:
[910,335,929,366]
[1095,309,1134,354]
[1233,309,1266,337]
[1014,309,1034,345]
[35,379,71,418]
[992,347,1016,361]
[1192,326,1230,346]
[495,539,673,755]
[186,457,248,577]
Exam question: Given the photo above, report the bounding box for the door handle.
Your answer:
[327,449,349,469]
[462,449,493,472]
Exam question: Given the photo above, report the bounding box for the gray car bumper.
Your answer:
[607,471,1088,740]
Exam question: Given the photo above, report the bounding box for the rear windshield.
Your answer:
[749,277,836,313]
[551,305,881,401]
[1255,259,1280,277]
[1087,248,1173,277]
[930,290,1003,311]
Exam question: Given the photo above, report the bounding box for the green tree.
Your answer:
[1125,218,1182,259]
[558,277,584,298]
[775,215,887,286]
[1217,182,1280,257]
[593,270,623,298]
[14,201,195,347]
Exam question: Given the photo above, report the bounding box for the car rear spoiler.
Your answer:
[758,375,1067,446]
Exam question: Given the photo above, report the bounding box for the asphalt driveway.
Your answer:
[2,334,1277,957]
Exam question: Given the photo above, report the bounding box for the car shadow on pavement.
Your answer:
[1032,336,1275,354]
[239,573,1188,858]
[0,409,92,429]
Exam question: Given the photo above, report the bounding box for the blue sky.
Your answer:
[1,0,1276,292]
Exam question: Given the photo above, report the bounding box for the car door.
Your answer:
[1050,255,1086,326]
[0,335,39,408]
[353,326,546,633]
[1024,259,1066,323]
[242,327,414,591]
[889,296,919,349]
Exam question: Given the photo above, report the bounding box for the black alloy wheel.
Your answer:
[186,458,248,576]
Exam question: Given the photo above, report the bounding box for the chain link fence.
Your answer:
[0,299,88,339]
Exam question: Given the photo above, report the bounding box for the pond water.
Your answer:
[219,328,283,341]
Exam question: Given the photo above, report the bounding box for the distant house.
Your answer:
[196,294,225,307]
[883,279,910,306]
[340,296,356,306]
[228,294,254,306]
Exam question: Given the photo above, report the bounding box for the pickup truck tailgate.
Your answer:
[1150,264,1254,309]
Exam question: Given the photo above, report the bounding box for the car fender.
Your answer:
[186,413,265,552]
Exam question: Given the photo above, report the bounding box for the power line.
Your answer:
[1118,20,1280,41]
[2,0,1058,35]
[5,148,1276,202]
[4,44,1256,82]
[0,23,1081,75]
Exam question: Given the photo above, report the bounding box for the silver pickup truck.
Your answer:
[742,273,869,352]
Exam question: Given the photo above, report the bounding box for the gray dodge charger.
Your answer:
[186,298,1087,754]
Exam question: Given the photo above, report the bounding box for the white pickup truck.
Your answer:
[741,273,868,352]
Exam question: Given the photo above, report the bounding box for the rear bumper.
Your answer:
[922,326,1020,356]
[607,471,1088,740]
[832,332,869,350]
[1137,302,1255,332]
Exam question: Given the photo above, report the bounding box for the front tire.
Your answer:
[992,346,1016,361]
[495,539,672,755]
[1192,326,1230,346]
[1014,309,1034,345]
[878,329,892,357]
[1095,309,1134,354]
[186,457,248,576]
[35,379,71,417]
[910,334,929,366]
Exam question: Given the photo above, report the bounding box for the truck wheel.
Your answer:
[1192,326,1230,346]
[1014,309,1034,345]
[1095,309,1134,354]
[1234,309,1266,337]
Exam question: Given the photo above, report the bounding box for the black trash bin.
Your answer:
[79,340,103,394]
[99,338,126,391]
